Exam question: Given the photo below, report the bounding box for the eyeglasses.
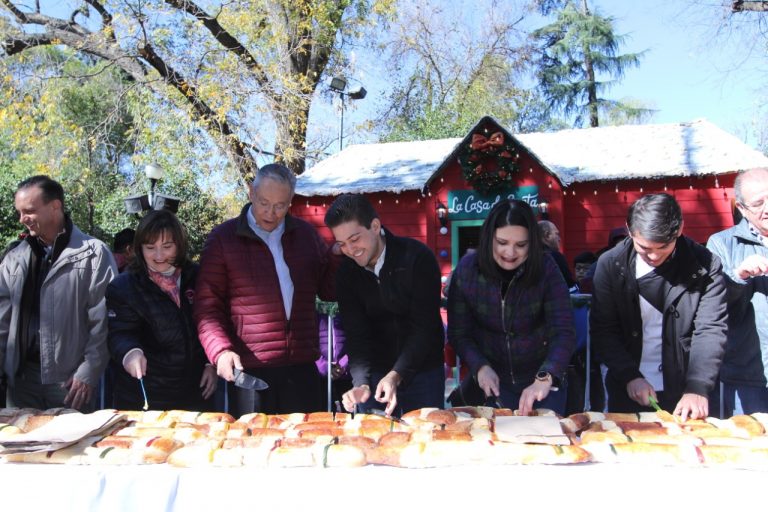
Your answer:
[740,197,767,215]
[255,199,290,215]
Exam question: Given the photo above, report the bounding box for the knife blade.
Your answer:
[233,368,270,391]
[139,378,149,411]
[648,394,678,423]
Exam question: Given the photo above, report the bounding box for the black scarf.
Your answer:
[635,240,681,313]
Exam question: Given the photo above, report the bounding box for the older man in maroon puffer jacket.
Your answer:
[195,164,338,415]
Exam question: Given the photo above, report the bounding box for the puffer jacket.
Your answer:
[591,236,727,401]
[0,224,116,387]
[707,219,768,386]
[194,205,337,368]
[107,262,209,409]
[447,251,576,385]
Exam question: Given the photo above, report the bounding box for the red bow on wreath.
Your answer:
[470,132,504,152]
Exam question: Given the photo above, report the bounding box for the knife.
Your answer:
[648,395,678,423]
[233,368,270,391]
[139,378,149,411]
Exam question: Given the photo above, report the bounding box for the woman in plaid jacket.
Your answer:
[447,199,576,415]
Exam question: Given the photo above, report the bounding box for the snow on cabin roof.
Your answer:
[296,138,463,196]
[296,119,768,196]
[516,119,768,185]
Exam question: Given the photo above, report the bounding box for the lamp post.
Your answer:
[144,163,166,208]
[329,76,367,152]
[123,163,180,215]
[538,199,550,221]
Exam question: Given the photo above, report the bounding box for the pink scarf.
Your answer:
[148,267,182,307]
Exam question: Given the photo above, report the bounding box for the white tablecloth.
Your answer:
[1,462,762,511]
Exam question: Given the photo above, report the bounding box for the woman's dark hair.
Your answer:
[477,199,543,287]
[626,193,682,243]
[130,210,190,273]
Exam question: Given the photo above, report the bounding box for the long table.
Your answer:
[2,462,762,511]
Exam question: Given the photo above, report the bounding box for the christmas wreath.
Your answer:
[457,130,520,194]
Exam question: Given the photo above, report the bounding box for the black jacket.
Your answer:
[590,236,727,405]
[336,230,445,388]
[107,262,210,410]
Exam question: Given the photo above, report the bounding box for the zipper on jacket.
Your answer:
[501,290,516,384]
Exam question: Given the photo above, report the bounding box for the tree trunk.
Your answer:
[580,0,599,127]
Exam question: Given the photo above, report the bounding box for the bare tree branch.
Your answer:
[84,0,116,42]
[733,1,768,12]
[163,0,272,94]
[2,33,51,55]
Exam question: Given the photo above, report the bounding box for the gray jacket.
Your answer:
[707,219,768,387]
[0,226,117,387]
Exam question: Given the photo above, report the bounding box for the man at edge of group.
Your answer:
[0,175,117,411]
[538,220,577,289]
[707,168,768,415]
[324,194,445,416]
[194,163,338,415]
[591,193,727,421]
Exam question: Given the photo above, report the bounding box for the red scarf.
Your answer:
[148,267,182,307]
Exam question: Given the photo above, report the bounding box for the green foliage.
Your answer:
[376,2,562,142]
[532,0,650,127]
[0,0,395,176]
[0,48,228,255]
[0,164,24,249]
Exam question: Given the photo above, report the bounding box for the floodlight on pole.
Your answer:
[329,76,366,152]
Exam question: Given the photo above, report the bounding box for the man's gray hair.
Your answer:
[251,163,296,195]
[734,168,768,205]
[538,220,556,237]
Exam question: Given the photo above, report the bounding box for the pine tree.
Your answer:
[532,0,647,127]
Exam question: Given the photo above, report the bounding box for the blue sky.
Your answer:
[333,0,768,152]
[593,1,767,143]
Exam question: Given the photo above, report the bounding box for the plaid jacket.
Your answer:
[447,252,575,384]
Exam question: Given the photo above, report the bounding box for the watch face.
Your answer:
[536,371,549,381]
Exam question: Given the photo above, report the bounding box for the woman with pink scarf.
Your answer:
[106,210,217,410]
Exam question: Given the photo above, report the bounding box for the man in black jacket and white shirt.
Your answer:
[591,193,727,420]
[324,194,445,416]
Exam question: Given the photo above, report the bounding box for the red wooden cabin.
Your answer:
[294,117,768,285]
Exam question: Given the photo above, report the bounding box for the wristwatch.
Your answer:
[535,371,560,391]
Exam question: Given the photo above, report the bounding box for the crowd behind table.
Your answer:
[0,167,767,421]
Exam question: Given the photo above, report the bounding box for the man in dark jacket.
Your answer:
[591,193,727,420]
[195,164,337,415]
[707,168,768,414]
[324,194,444,416]
[538,220,576,289]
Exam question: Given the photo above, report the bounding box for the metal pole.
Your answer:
[150,178,158,209]
[584,306,591,412]
[338,94,345,152]
[327,313,334,412]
